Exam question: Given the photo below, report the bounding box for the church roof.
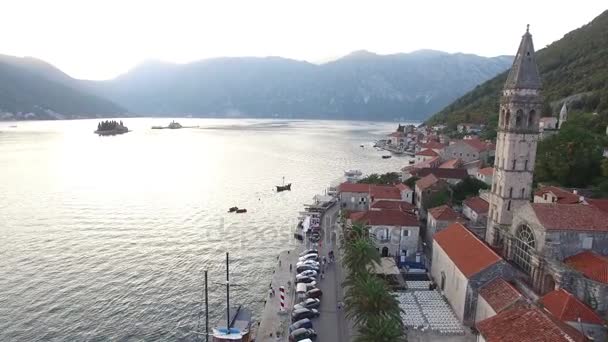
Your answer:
[564,251,608,284]
[504,26,542,90]
[530,203,608,231]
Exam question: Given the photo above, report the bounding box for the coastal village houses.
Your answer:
[424,205,463,255]
[414,174,449,219]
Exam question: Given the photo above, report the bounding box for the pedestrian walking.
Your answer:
[279,259,282,267]
[268,288,273,297]
[289,264,292,272]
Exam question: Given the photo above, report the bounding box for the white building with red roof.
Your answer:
[350,209,420,260]
[431,223,516,326]
[425,205,464,251]
[476,167,494,185]
[475,278,523,323]
[540,288,606,341]
[462,196,489,225]
[337,182,411,211]
[414,148,439,164]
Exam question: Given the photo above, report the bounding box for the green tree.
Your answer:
[358,172,401,185]
[451,176,489,204]
[342,237,381,274]
[343,271,402,326]
[355,315,407,342]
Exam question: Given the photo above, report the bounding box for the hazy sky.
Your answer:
[1,0,605,80]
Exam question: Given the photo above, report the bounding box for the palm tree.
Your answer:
[343,271,402,326]
[342,237,380,273]
[355,315,407,342]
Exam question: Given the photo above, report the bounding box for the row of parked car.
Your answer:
[289,249,324,341]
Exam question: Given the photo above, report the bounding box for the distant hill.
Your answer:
[84,50,512,121]
[0,55,126,120]
[0,50,512,121]
[427,10,608,128]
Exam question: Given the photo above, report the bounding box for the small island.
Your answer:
[151,121,198,130]
[95,120,129,136]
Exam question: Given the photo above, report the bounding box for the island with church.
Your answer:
[94,120,129,136]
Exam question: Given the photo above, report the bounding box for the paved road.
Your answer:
[310,204,353,342]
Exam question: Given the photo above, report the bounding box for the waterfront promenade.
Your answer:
[257,202,348,341]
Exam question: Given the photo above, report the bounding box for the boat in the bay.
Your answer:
[382,155,392,159]
[151,121,199,129]
[276,177,291,192]
[236,209,247,213]
[228,206,239,212]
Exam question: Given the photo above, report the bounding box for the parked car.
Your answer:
[306,288,323,299]
[289,318,313,333]
[299,249,318,256]
[296,265,319,274]
[291,308,320,322]
[289,328,317,341]
[293,298,321,310]
[296,270,318,278]
[296,275,316,284]
[298,254,319,262]
[296,260,319,267]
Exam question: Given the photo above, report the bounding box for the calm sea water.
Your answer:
[0,118,414,341]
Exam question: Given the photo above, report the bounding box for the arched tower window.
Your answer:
[504,110,511,128]
[515,109,523,128]
[528,110,536,127]
[512,225,536,273]
[521,188,525,198]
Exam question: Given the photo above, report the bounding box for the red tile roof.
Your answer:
[411,167,468,180]
[350,209,419,227]
[564,251,608,284]
[476,305,587,342]
[439,158,462,169]
[587,198,608,213]
[416,149,439,157]
[535,186,580,204]
[370,200,416,212]
[478,167,494,176]
[479,278,522,313]
[338,182,370,193]
[370,185,402,200]
[415,174,440,191]
[463,196,489,214]
[531,203,608,231]
[540,289,604,325]
[462,138,492,152]
[433,223,502,277]
[421,141,445,150]
[428,205,461,221]
[395,183,411,192]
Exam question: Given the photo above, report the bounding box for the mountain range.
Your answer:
[0,50,512,121]
[427,10,608,128]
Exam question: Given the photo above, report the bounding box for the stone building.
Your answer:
[337,183,408,211]
[441,138,494,164]
[474,277,523,323]
[486,26,543,247]
[425,205,464,253]
[431,223,517,326]
[414,174,449,219]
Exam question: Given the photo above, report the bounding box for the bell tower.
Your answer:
[486,25,542,246]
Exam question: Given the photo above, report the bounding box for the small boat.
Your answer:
[236,209,247,213]
[382,155,392,159]
[360,144,364,148]
[276,177,291,192]
[228,207,239,212]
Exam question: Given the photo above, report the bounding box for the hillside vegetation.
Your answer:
[427,10,608,128]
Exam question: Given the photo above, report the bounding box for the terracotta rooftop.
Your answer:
[350,209,419,227]
[540,289,604,325]
[476,305,586,342]
[411,167,468,180]
[439,158,462,169]
[421,141,445,150]
[433,223,502,277]
[564,251,608,284]
[479,278,522,313]
[370,200,416,213]
[462,138,493,152]
[428,205,461,221]
[415,174,440,191]
[416,149,439,157]
[370,185,402,200]
[463,196,489,214]
[535,186,580,204]
[478,167,494,176]
[338,182,370,193]
[587,198,608,213]
[395,183,411,192]
[531,203,608,232]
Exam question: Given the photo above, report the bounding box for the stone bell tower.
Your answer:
[486,25,542,246]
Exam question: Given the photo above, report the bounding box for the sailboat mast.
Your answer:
[226,252,230,332]
[205,270,209,342]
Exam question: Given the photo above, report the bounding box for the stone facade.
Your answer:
[339,191,369,211]
[486,28,542,246]
[369,225,420,260]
